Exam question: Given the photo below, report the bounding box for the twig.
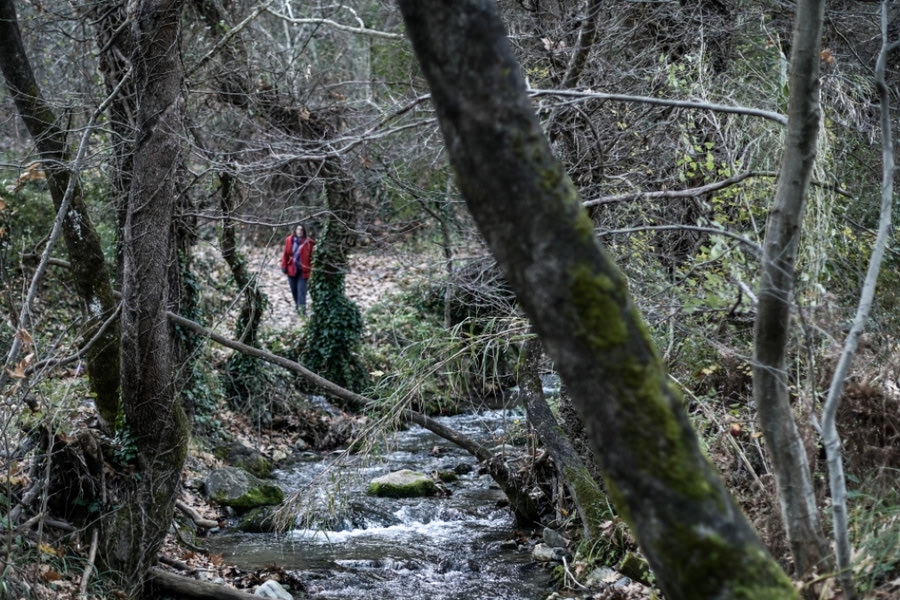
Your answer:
[78,528,99,599]
[175,500,220,529]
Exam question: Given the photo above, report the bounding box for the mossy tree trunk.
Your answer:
[753,0,829,580]
[303,162,368,395]
[0,0,121,429]
[100,0,190,594]
[397,2,797,598]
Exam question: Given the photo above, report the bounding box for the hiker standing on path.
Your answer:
[281,224,315,316]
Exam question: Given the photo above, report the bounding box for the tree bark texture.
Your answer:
[397,2,797,598]
[0,0,121,428]
[518,337,605,542]
[87,0,139,282]
[752,0,828,579]
[102,0,190,594]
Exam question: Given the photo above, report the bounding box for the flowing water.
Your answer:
[205,408,554,600]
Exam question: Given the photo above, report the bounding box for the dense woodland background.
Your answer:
[0,0,898,598]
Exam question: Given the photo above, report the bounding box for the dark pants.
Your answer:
[288,275,308,308]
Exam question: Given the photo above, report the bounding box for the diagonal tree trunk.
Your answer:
[517,336,606,542]
[752,0,829,580]
[0,0,121,428]
[396,2,797,597]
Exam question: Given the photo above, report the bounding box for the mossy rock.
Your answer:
[233,454,274,479]
[367,469,438,498]
[619,551,652,585]
[437,470,458,483]
[205,466,284,511]
[215,442,274,478]
[237,506,281,533]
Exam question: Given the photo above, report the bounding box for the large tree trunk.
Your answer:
[752,0,828,580]
[396,2,797,598]
[101,0,190,594]
[0,0,121,428]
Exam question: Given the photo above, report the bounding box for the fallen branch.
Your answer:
[167,311,541,524]
[148,567,260,600]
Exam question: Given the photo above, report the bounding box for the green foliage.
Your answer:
[851,484,900,594]
[364,279,524,415]
[224,351,273,417]
[574,495,635,570]
[105,422,138,467]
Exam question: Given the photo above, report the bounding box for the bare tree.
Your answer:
[397,1,797,597]
[753,0,829,580]
[0,0,121,428]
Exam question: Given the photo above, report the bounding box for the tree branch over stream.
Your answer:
[166,312,541,523]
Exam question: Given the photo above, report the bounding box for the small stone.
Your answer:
[531,542,569,563]
[254,579,293,600]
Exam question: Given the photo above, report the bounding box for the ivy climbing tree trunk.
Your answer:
[396,2,797,598]
[752,0,828,581]
[0,0,121,428]
[303,159,368,395]
[100,0,190,594]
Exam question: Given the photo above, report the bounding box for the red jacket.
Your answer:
[281,234,314,278]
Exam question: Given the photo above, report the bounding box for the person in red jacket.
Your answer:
[280,224,315,316]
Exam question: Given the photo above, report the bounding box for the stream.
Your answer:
[204,408,555,599]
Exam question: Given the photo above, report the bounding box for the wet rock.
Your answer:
[436,469,459,483]
[366,469,438,498]
[254,579,294,600]
[531,542,570,563]
[542,527,569,549]
[237,506,281,533]
[205,466,284,511]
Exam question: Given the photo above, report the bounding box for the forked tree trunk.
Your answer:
[101,0,190,594]
[397,2,797,598]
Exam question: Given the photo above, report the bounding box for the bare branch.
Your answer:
[599,224,762,256]
[263,8,404,40]
[186,0,278,79]
[529,88,788,126]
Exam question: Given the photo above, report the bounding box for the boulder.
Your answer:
[205,466,284,510]
[366,469,438,498]
[237,506,281,533]
[542,526,569,549]
[215,442,274,478]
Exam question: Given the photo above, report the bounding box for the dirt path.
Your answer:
[244,244,430,329]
